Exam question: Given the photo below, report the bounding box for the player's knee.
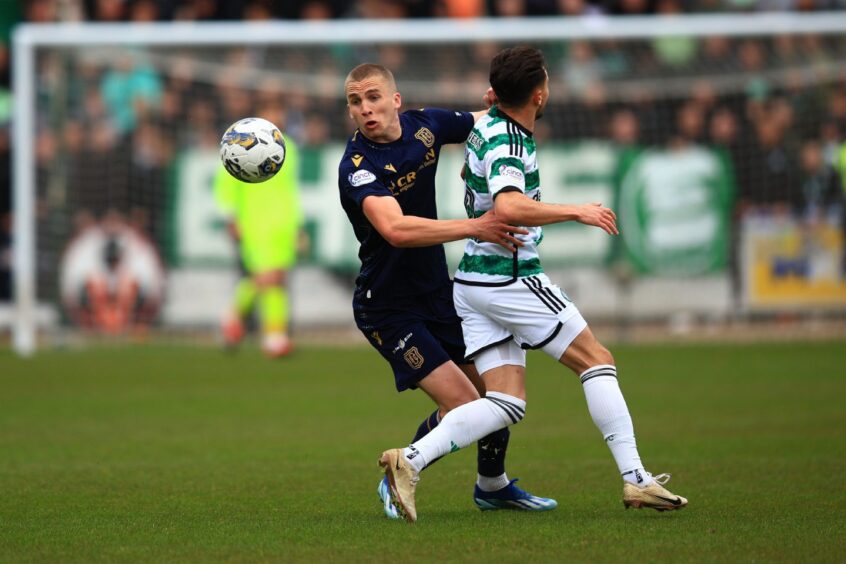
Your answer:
[253,270,285,288]
[594,344,614,366]
[561,333,615,375]
[439,387,481,414]
[458,363,487,397]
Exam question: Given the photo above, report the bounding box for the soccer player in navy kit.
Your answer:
[338,63,555,522]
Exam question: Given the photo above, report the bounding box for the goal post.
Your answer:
[13,13,846,355]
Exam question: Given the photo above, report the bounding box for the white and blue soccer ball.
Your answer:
[219,117,286,183]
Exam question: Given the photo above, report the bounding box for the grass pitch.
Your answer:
[1,340,845,562]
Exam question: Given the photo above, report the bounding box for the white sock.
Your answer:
[403,393,526,472]
[477,473,510,492]
[621,468,652,486]
[580,365,652,486]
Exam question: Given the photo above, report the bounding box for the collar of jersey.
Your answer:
[489,106,534,137]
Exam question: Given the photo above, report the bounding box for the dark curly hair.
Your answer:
[489,46,547,107]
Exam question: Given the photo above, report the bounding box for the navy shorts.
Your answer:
[354,283,468,392]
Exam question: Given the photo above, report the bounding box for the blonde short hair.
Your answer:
[344,63,397,92]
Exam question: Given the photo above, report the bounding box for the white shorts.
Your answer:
[453,273,587,371]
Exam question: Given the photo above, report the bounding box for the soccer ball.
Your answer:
[219,117,286,183]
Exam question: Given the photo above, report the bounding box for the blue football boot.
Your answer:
[474,479,558,511]
[377,476,401,519]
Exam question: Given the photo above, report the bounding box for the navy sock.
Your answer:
[411,409,441,443]
[477,427,510,478]
[409,410,442,470]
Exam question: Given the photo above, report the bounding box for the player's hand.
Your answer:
[472,212,528,251]
[577,203,618,235]
[483,87,498,108]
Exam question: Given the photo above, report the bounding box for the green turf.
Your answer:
[1,341,845,562]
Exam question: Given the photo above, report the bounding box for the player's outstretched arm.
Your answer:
[362,195,527,249]
[494,191,619,235]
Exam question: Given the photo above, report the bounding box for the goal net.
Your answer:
[12,14,846,353]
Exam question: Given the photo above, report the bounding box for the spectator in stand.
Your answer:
[709,105,744,303]
[216,70,255,130]
[710,106,742,163]
[609,108,640,147]
[100,51,163,135]
[488,0,527,15]
[652,0,698,71]
[173,0,244,20]
[622,90,669,145]
[819,122,841,169]
[825,86,846,138]
[300,1,336,19]
[559,0,593,15]
[673,100,707,146]
[128,0,163,22]
[128,119,170,245]
[564,41,602,99]
[23,0,59,22]
[68,118,131,218]
[602,0,655,14]
[796,138,843,223]
[437,0,485,17]
[344,0,410,18]
[300,112,331,182]
[699,36,736,74]
[243,0,274,20]
[737,108,798,211]
[86,0,126,21]
[738,39,771,108]
[61,211,164,334]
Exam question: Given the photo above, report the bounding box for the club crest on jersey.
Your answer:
[403,347,425,369]
[351,154,364,167]
[414,127,435,148]
[349,169,376,187]
[499,164,524,181]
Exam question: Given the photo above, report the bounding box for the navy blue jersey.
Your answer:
[338,108,475,305]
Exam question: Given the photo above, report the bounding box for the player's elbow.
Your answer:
[381,227,414,248]
[494,202,523,226]
[493,191,526,225]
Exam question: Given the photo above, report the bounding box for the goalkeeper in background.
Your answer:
[214,105,304,358]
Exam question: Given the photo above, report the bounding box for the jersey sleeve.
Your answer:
[422,108,475,145]
[338,159,391,208]
[483,139,526,198]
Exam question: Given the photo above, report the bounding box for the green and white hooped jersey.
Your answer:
[456,106,543,285]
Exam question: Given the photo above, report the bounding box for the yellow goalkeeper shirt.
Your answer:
[214,135,302,271]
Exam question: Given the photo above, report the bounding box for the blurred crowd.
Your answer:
[13,0,846,21]
[0,0,844,309]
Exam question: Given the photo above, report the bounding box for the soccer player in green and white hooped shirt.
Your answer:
[379,46,688,516]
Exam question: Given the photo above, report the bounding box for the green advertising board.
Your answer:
[616,146,734,275]
[168,142,734,277]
